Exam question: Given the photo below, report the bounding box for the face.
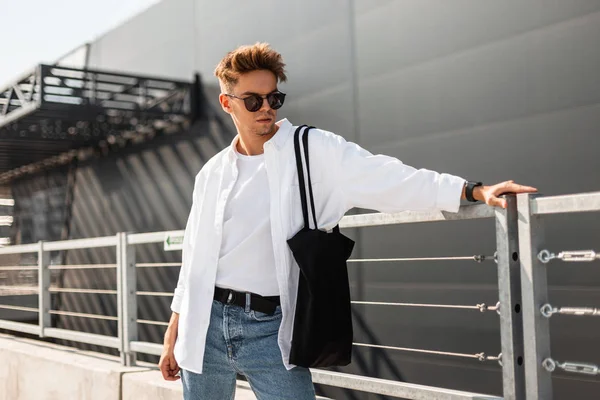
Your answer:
[219,69,280,138]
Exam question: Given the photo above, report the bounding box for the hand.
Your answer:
[158,349,181,381]
[474,180,538,209]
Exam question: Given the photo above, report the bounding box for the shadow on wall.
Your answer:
[9,89,236,361]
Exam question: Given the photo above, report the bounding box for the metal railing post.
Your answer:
[118,232,137,366]
[37,65,45,107]
[517,193,553,399]
[116,233,124,364]
[495,195,525,399]
[38,240,50,337]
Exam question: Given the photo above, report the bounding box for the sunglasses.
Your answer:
[224,91,286,112]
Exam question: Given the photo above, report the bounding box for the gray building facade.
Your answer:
[8,1,600,398]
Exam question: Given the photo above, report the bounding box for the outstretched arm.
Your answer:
[329,133,537,212]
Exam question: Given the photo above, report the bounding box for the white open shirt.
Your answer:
[171,119,466,374]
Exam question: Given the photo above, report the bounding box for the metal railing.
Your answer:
[517,192,600,399]
[0,191,599,399]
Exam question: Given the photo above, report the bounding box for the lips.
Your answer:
[256,118,272,123]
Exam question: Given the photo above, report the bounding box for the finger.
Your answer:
[497,183,537,194]
[160,365,169,380]
[488,196,507,209]
[509,183,538,192]
[167,367,181,381]
[506,181,536,189]
[164,368,176,380]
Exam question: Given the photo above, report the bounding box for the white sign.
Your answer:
[164,231,184,251]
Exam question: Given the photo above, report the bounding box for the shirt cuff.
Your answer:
[436,174,467,213]
[170,288,183,313]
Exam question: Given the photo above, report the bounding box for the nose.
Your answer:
[258,96,272,112]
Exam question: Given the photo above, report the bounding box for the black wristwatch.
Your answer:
[465,181,483,202]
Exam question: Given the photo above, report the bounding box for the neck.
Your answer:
[236,124,279,156]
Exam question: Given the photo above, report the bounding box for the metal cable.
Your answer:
[48,310,118,321]
[0,304,38,313]
[347,254,495,263]
[137,319,169,326]
[351,301,500,313]
[49,288,117,295]
[353,342,501,363]
[538,249,599,264]
[543,358,599,376]
[135,263,181,268]
[134,256,497,267]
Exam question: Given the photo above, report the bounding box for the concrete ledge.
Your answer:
[0,333,148,400]
[0,333,257,400]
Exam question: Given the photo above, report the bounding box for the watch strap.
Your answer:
[465,181,483,202]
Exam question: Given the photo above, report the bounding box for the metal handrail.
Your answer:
[136,291,172,297]
[0,285,38,292]
[0,304,38,312]
[0,265,37,271]
[0,243,38,255]
[310,369,503,400]
[49,309,118,321]
[43,235,118,251]
[531,191,600,215]
[135,262,181,268]
[49,264,117,270]
[49,287,117,295]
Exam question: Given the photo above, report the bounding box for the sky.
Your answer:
[0,0,160,88]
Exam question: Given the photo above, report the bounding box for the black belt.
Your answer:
[213,287,281,315]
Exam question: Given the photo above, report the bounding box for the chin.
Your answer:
[257,124,275,136]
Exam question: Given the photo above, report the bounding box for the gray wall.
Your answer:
[35,1,600,398]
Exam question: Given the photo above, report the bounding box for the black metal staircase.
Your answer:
[0,65,195,183]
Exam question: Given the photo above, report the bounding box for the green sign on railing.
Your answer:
[163,231,184,251]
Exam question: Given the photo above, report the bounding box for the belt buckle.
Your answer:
[226,290,236,304]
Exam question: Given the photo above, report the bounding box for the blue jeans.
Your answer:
[181,299,316,400]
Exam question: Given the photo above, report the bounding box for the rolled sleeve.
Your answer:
[170,288,184,313]
[435,174,467,213]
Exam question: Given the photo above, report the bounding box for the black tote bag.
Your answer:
[287,125,356,368]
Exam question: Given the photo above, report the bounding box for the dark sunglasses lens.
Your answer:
[267,92,285,110]
[244,95,263,112]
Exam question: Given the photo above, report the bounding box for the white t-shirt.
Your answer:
[215,146,280,296]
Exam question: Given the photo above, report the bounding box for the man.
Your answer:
[159,42,537,399]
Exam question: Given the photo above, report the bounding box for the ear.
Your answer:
[218,93,232,114]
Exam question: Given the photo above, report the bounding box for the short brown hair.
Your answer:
[214,42,287,93]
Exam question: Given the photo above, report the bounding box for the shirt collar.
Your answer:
[226,118,293,162]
